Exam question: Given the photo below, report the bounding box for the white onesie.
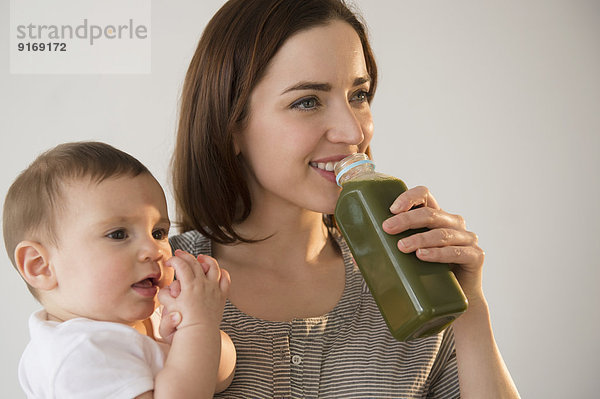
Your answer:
[19,309,168,399]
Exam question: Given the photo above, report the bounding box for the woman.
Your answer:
[166,0,520,397]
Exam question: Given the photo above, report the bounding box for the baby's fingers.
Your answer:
[196,254,222,281]
[158,310,181,344]
[196,257,210,274]
[157,286,172,306]
[166,250,199,289]
[204,258,222,282]
[168,279,181,298]
[220,268,231,295]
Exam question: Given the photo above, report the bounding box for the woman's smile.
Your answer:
[309,154,354,184]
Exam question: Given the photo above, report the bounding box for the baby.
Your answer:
[3,141,235,398]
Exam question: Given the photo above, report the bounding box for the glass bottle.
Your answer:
[334,153,468,341]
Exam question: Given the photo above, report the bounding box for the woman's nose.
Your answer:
[325,102,365,145]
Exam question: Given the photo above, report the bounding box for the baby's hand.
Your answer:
[158,250,230,334]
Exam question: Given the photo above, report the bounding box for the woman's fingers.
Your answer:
[415,244,485,269]
[397,228,478,253]
[383,206,466,235]
[383,185,486,296]
[389,185,440,213]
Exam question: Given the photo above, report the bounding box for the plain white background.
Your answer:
[1,1,599,397]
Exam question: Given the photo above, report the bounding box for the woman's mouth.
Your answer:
[310,161,338,183]
[309,161,337,172]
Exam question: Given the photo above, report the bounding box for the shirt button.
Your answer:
[291,355,302,365]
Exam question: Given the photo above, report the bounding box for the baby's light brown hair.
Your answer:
[3,141,151,299]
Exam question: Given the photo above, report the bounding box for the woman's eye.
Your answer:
[291,97,320,111]
[152,229,168,240]
[351,90,369,103]
[107,230,127,240]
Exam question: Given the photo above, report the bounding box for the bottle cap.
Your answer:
[335,155,375,187]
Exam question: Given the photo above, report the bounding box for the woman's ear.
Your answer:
[14,241,57,291]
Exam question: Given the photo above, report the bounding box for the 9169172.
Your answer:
[17,42,67,52]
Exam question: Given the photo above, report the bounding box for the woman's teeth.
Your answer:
[310,161,337,172]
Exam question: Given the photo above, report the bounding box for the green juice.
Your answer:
[334,155,468,341]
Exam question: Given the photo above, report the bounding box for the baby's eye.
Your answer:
[152,228,168,240]
[107,230,127,240]
[291,96,321,111]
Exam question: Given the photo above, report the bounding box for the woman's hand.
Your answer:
[382,185,485,299]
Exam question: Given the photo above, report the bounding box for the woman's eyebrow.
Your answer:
[281,81,331,94]
[281,75,371,95]
[353,75,371,86]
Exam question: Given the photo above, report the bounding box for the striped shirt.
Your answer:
[170,230,460,398]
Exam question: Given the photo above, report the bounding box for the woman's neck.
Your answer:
[216,205,334,270]
[211,205,345,321]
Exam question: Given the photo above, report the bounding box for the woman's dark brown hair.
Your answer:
[172,0,378,243]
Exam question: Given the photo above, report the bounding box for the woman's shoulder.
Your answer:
[169,230,211,256]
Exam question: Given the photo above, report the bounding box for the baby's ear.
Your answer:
[14,241,57,291]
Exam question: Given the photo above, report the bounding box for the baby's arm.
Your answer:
[141,250,231,399]
[158,282,236,393]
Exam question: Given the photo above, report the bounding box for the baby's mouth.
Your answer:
[131,277,159,297]
[132,278,157,288]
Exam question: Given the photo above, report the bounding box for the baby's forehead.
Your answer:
[53,174,167,227]
[61,172,159,189]
[57,173,165,208]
